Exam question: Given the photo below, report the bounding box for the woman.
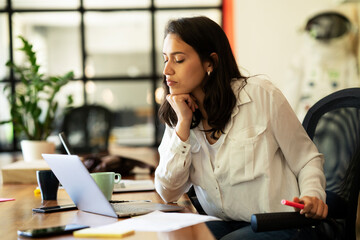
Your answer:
[155,16,327,240]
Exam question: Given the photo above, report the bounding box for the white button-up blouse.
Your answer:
[155,77,326,222]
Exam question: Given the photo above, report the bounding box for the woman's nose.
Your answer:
[163,62,174,76]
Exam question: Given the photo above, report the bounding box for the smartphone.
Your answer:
[17,224,89,238]
[32,204,77,213]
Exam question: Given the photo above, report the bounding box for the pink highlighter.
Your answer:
[281,199,304,209]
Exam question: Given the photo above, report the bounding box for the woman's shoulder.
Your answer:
[245,76,284,97]
[245,76,279,91]
[232,76,286,103]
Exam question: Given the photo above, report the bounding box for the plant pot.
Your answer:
[20,140,55,162]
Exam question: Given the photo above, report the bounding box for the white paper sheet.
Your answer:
[123,211,221,232]
[79,211,221,234]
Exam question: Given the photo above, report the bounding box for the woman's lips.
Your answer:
[166,80,177,87]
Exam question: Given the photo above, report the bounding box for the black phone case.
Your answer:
[17,224,88,237]
[32,204,77,213]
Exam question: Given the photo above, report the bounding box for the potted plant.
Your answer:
[0,36,74,162]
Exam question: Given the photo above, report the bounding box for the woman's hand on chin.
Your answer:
[167,93,198,142]
[166,93,198,121]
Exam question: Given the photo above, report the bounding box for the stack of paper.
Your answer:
[113,179,155,193]
[74,210,220,238]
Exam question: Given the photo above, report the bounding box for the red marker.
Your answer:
[0,198,15,202]
[281,199,304,209]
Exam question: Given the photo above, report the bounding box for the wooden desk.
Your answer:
[0,183,215,240]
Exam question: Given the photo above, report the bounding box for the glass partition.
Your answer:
[155,79,165,143]
[0,13,9,81]
[12,12,82,78]
[86,80,155,146]
[85,12,151,78]
[84,0,150,9]
[155,0,221,7]
[0,83,13,151]
[51,80,84,139]
[56,80,85,108]
[12,0,79,9]
[0,0,6,8]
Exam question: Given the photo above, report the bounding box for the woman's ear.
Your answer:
[210,52,218,68]
[205,53,218,73]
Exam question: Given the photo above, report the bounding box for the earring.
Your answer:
[207,71,211,76]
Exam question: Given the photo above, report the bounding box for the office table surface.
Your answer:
[0,183,215,240]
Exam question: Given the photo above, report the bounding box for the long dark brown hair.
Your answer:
[159,16,247,139]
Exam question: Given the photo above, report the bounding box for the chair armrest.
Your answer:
[251,212,321,232]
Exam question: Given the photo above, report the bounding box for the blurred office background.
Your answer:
[0,0,222,151]
[0,0,360,152]
[235,0,360,122]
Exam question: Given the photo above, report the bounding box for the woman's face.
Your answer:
[162,33,209,95]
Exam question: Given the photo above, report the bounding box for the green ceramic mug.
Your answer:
[90,172,121,200]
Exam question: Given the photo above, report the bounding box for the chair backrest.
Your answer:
[302,88,360,240]
[61,105,113,154]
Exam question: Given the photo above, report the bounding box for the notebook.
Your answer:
[42,154,184,218]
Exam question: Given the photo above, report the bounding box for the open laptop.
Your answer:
[58,132,155,193]
[42,153,183,218]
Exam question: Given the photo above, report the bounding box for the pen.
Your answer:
[109,200,152,203]
[281,199,304,209]
[0,198,15,202]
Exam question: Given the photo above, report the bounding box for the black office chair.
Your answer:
[251,88,360,240]
[61,105,113,155]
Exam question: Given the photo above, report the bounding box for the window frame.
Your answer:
[0,0,223,152]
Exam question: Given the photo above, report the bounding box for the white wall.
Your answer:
[234,0,338,92]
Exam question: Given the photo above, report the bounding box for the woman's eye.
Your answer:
[163,59,168,64]
[175,59,184,63]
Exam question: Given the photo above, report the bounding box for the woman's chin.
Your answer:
[169,89,179,95]
[169,89,190,95]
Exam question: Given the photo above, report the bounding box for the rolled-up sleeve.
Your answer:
[155,124,193,202]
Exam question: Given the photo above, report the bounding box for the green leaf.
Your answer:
[67,95,74,105]
[0,120,12,124]
[33,107,42,119]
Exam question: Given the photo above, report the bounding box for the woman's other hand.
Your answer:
[293,196,328,219]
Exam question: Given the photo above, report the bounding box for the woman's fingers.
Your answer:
[167,94,198,112]
[189,95,199,112]
[166,94,197,123]
[292,197,301,212]
[296,196,328,219]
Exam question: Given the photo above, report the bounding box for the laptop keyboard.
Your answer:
[111,202,153,216]
[109,201,184,217]
[111,203,144,212]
